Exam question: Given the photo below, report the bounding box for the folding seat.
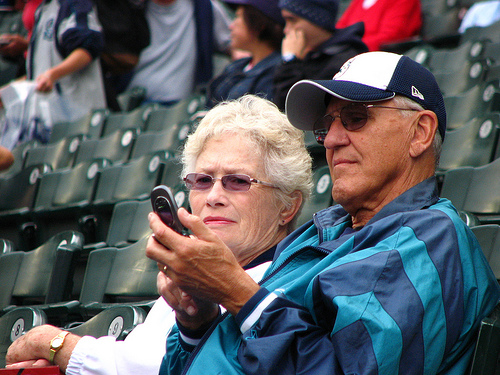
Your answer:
[295,164,333,228]
[444,80,500,130]
[440,158,500,224]
[79,236,158,317]
[439,113,500,171]
[73,128,138,166]
[31,159,109,243]
[92,152,170,211]
[404,44,435,68]
[481,40,500,66]
[471,224,500,280]
[0,139,39,179]
[0,163,49,216]
[48,108,109,144]
[0,163,50,249]
[100,103,161,137]
[433,58,488,96]
[129,123,192,160]
[67,305,146,340]
[23,135,82,171]
[427,41,484,74]
[0,231,84,314]
[86,199,152,251]
[0,307,47,367]
[468,302,500,375]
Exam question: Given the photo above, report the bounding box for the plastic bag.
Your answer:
[0,81,87,150]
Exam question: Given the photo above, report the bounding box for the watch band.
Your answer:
[49,331,70,364]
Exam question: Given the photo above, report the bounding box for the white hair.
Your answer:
[392,95,442,168]
[182,95,313,231]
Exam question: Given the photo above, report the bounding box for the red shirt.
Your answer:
[22,0,43,39]
[336,0,422,51]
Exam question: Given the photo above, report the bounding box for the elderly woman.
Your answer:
[6,95,313,375]
[206,0,284,108]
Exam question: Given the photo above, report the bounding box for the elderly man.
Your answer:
[146,51,500,374]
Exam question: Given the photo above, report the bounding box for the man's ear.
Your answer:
[280,191,303,226]
[409,110,438,158]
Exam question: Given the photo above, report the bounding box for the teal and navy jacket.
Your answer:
[161,177,500,374]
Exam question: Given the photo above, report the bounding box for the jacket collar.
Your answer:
[315,176,440,232]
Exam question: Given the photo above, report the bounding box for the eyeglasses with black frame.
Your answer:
[184,173,278,192]
[313,103,420,145]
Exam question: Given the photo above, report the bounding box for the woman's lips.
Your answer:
[203,216,236,225]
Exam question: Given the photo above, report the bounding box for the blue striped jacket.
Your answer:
[162,177,500,374]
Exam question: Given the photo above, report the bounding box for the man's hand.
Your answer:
[146,209,260,316]
[282,29,309,60]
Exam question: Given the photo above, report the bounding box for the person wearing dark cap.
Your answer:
[272,0,368,111]
[206,0,285,108]
[145,51,500,374]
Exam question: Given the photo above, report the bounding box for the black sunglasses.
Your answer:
[184,173,278,192]
[313,103,420,145]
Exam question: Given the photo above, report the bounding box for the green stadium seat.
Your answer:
[67,305,146,340]
[295,164,333,228]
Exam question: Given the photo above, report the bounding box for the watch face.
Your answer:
[52,337,63,348]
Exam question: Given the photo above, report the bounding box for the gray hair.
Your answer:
[181,95,313,231]
[392,95,442,168]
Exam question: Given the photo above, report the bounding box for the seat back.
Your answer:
[471,225,500,281]
[48,109,109,143]
[0,164,50,216]
[24,135,82,171]
[439,113,500,171]
[68,305,146,340]
[444,80,500,131]
[296,164,333,228]
[74,129,138,166]
[129,123,192,159]
[469,302,500,375]
[92,152,167,207]
[33,159,109,213]
[0,307,47,367]
[101,103,160,137]
[10,231,84,306]
[105,199,152,247]
[79,236,158,305]
[434,59,488,97]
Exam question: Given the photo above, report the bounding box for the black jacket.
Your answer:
[273,22,368,111]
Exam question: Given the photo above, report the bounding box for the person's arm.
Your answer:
[0,34,29,58]
[6,325,81,372]
[35,48,92,92]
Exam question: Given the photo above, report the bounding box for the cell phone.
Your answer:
[151,185,185,234]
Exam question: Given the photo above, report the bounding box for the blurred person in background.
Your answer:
[26,0,106,111]
[336,0,422,51]
[126,0,232,106]
[206,0,284,108]
[272,0,368,111]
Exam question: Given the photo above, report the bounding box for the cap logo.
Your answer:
[334,59,353,79]
[411,86,424,100]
